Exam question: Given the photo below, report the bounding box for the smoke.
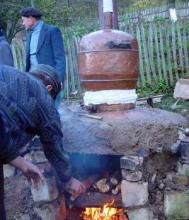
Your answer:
[68,153,121,180]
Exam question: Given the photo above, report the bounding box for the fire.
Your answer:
[81,201,128,220]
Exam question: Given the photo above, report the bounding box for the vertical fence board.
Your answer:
[12,42,19,68]
[148,24,157,82]
[73,36,82,95]
[182,25,189,72]
[66,39,76,93]
[159,27,168,84]
[65,53,70,103]
[165,26,173,84]
[171,22,179,80]
[141,24,151,83]
[176,22,184,74]
[153,24,163,81]
[136,25,145,87]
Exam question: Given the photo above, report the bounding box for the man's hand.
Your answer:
[65,177,86,200]
[10,156,45,190]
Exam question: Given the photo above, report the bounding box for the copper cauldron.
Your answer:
[79,29,139,91]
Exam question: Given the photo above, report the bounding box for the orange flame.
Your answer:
[81,201,128,220]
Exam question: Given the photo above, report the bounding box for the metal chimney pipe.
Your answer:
[98,0,119,29]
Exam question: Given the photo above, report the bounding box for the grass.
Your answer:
[154,95,189,115]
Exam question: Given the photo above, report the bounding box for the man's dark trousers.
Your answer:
[0,165,6,220]
[0,116,7,220]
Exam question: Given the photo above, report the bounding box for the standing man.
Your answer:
[20,7,66,107]
[0,64,85,220]
[0,27,14,66]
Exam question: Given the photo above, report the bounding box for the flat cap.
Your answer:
[20,7,42,18]
[31,64,61,94]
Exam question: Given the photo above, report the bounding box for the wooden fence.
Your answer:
[12,19,189,97]
[63,1,189,26]
[126,20,189,87]
[119,2,189,24]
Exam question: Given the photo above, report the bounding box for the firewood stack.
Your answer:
[91,171,121,195]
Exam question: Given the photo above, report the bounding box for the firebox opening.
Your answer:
[68,153,122,180]
[58,153,126,220]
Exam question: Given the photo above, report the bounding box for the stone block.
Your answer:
[172,174,189,186]
[21,214,30,220]
[121,180,148,208]
[35,204,57,220]
[164,190,189,220]
[177,162,189,176]
[31,176,58,203]
[31,150,48,163]
[128,208,153,220]
[122,170,142,182]
[120,156,143,171]
[3,164,15,178]
[37,162,52,174]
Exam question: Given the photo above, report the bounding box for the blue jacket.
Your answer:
[26,23,66,82]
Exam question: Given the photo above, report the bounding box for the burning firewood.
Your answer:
[67,174,102,203]
[81,202,128,220]
[110,177,119,186]
[111,184,121,195]
[93,171,121,194]
[110,171,121,186]
[93,178,110,193]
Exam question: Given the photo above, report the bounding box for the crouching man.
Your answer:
[0,64,85,220]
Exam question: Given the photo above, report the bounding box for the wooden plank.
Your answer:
[16,43,22,70]
[65,52,70,103]
[148,24,157,82]
[165,25,174,84]
[74,192,122,208]
[176,22,184,74]
[73,36,82,96]
[70,37,80,96]
[12,40,25,71]
[153,23,163,81]
[141,24,151,83]
[159,26,168,84]
[67,39,76,93]
[19,41,26,71]
[136,94,164,106]
[11,42,19,69]
[171,22,179,80]
[136,25,145,87]
[182,25,189,72]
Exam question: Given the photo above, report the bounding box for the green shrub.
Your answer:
[137,79,173,97]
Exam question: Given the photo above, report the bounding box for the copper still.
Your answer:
[79,0,139,92]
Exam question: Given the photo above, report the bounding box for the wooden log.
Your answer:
[112,184,121,195]
[79,113,103,121]
[110,171,121,186]
[74,192,122,208]
[93,171,121,193]
[69,174,102,202]
[93,178,110,193]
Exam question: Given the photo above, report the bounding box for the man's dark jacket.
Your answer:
[26,23,66,82]
[0,36,14,66]
[0,65,71,183]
